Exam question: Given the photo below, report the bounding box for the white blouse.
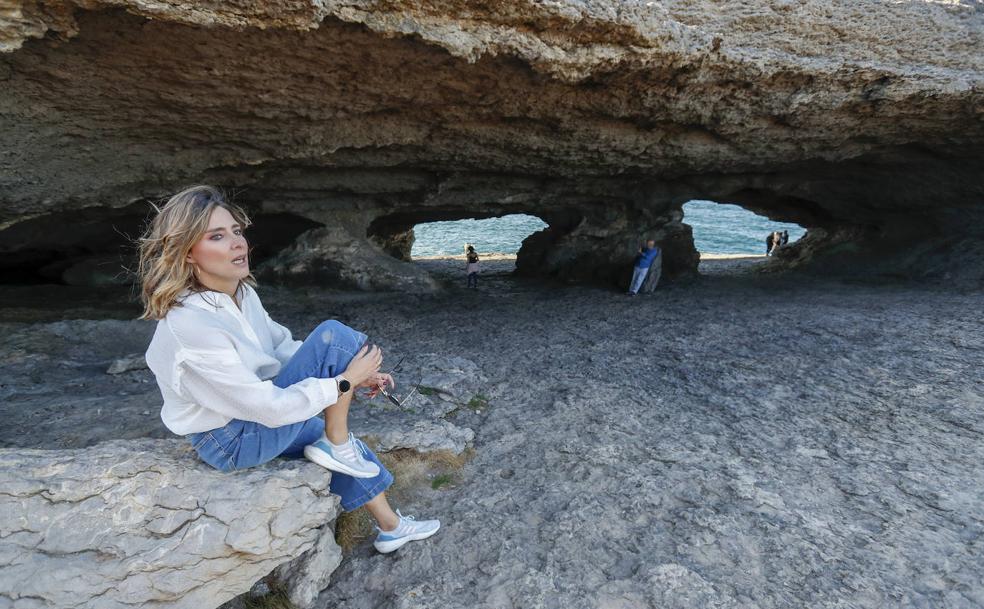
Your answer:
[145,285,338,435]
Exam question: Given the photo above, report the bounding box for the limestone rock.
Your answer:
[348,354,484,455]
[0,1,982,284]
[416,354,488,398]
[0,0,330,52]
[0,439,342,609]
[366,419,475,455]
[2,265,983,608]
[271,526,343,609]
[0,319,169,448]
[257,223,439,293]
[106,353,148,374]
[59,254,132,286]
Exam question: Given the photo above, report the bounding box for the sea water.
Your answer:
[410,200,805,257]
[682,200,806,254]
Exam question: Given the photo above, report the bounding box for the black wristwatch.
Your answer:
[336,376,351,393]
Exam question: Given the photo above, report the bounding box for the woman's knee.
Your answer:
[313,320,367,355]
[314,319,346,339]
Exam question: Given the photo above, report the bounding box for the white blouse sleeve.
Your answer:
[266,313,303,366]
[169,323,337,428]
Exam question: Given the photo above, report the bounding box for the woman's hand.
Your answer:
[360,372,395,398]
[342,344,382,387]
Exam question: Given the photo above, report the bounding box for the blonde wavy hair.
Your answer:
[138,185,254,320]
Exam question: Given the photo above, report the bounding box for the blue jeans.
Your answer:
[187,320,394,511]
[629,265,650,294]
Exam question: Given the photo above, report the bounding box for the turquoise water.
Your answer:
[410,200,805,257]
[683,200,806,254]
[412,214,549,257]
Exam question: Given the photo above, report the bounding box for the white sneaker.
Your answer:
[303,433,380,478]
[373,510,441,553]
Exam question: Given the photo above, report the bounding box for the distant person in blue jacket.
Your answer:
[628,239,661,296]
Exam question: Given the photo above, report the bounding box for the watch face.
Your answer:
[338,379,351,393]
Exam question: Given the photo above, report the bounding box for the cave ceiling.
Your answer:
[0,0,982,283]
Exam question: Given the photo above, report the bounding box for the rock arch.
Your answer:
[0,1,981,287]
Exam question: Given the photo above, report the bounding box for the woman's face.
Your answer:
[185,206,249,295]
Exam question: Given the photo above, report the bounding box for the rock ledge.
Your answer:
[0,439,342,609]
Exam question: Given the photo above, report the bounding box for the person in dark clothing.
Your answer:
[781,230,789,246]
[465,245,480,288]
[766,232,775,254]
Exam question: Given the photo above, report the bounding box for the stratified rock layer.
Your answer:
[0,439,341,609]
[0,1,982,284]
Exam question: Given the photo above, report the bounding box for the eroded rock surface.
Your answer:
[0,439,342,609]
[0,267,982,608]
[312,261,984,609]
[0,1,981,285]
[350,354,484,454]
[257,222,440,293]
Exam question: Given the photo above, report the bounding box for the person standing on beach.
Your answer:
[628,239,661,296]
[465,244,480,288]
[768,231,782,256]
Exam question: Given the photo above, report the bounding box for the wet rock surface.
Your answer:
[0,259,981,607]
[0,439,341,609]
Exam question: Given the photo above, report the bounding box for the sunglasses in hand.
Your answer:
[366,354,420,409]
[379,383,420,408]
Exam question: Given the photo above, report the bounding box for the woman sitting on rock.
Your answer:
[140,185,439,554]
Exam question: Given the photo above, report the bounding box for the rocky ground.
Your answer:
[1,257,982,608]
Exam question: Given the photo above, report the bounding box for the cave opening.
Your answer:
[408,213,550,284]
[0,206,321,287]
[682,199,806,274]
[410,214,549,261]
[365,210,554,288]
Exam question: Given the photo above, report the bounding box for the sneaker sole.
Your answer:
[303,445,379,478]
[374,523,441,554]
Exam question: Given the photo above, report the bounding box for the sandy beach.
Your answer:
[1,257,982,607]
